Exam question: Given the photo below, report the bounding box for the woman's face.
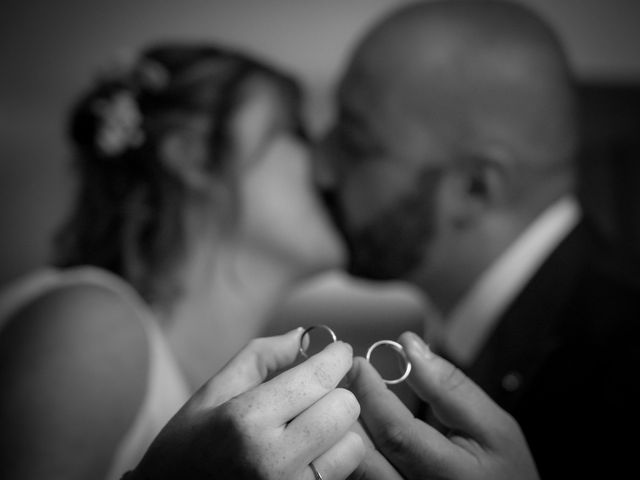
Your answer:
[230,78,345,278]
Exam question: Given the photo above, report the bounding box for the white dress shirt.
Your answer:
[439,196,581,366]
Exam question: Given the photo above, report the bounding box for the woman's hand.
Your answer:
[348,332,539,480]
[130,328,365,480]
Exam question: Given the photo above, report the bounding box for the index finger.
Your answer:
[246,340,354,426]
[194,327,305,408]
[348,357,457,478]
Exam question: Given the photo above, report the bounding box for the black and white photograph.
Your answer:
[1,1,639,478]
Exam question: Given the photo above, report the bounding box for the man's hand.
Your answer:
[348,331,539,480]
[130,328,365,480]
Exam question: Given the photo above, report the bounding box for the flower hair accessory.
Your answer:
[93,90,145,157]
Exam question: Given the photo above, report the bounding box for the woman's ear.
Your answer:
[159,126,211,191]
[229,85,276,170]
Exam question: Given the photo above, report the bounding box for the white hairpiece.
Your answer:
[93,90,144,157]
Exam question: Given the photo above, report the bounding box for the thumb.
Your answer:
[399,331,506,445]
[187,327,304,411]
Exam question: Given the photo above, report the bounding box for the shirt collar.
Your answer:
[439,196,581,366]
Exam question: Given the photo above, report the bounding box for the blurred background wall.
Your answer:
[1,0,639,361]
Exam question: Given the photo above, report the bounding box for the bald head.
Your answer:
[324,0,581,306]
[343,0,578,182]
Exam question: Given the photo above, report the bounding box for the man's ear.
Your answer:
[159,128,211,191]
[446,149,512,227]
[467,156,510,204]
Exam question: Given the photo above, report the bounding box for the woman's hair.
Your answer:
[53,43,305,309]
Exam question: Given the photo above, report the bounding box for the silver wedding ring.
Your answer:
[309,461,324,480]
[298,325,412,385]
[365,339,412,385]
[299,325,337,358]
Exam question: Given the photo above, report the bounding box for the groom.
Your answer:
[321,1,640,478]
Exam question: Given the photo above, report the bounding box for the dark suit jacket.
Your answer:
[464,220,640,479]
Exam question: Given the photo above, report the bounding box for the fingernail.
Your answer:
[407,332,435,360]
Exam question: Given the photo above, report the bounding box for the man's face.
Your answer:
[318,67,446,282]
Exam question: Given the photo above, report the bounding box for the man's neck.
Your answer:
[439,196,580,365]
[414,212,533,317]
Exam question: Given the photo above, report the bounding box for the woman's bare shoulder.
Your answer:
[0,281,150,478]
[1,281,149,364]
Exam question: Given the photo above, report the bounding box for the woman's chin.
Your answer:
[296,235,347,280]
[320,230,348,269]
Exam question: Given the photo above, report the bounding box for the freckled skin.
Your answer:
[131,338,362,480]
[312,363,337,391]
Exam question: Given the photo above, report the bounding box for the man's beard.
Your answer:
[321,169,442,282]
